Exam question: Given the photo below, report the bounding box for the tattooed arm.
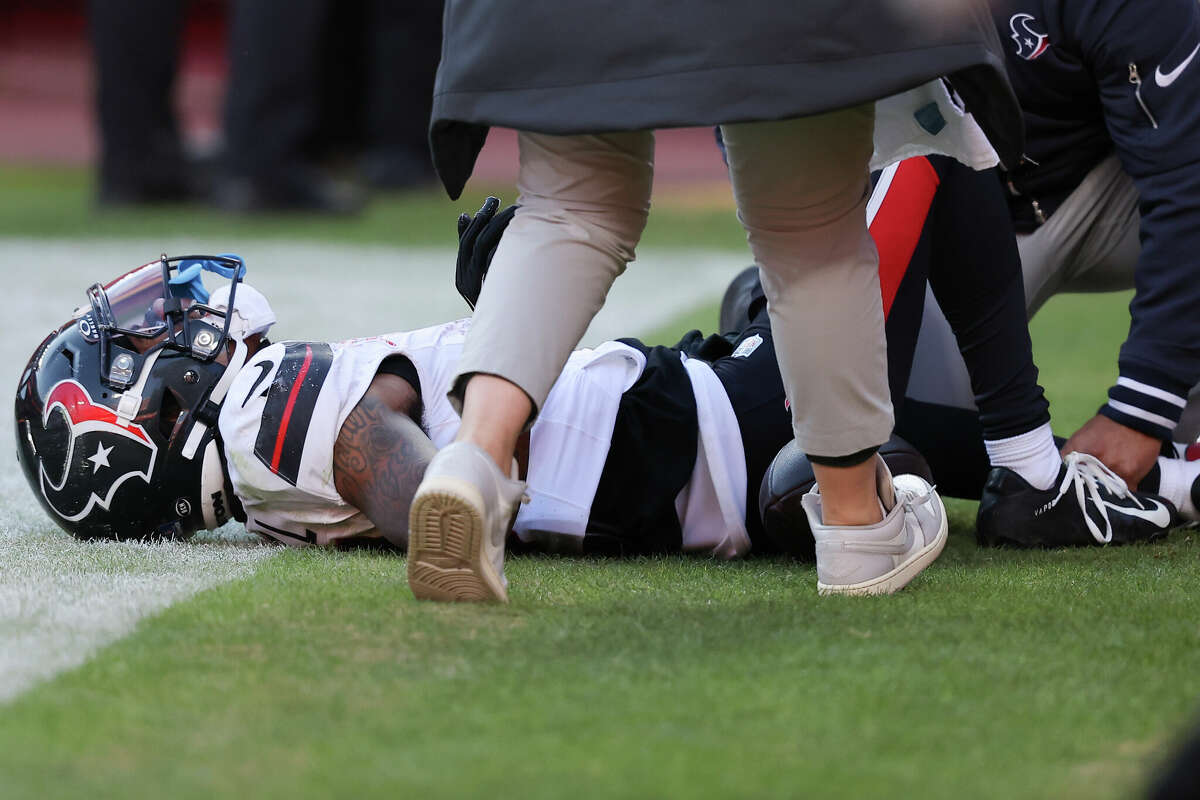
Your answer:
[333,373,436,549]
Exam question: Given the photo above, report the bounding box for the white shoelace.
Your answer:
[898,483,938,512]
[1051,452,1143,544]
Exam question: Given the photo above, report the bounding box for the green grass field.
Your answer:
[0,166,746,251]
[1,166,1196,799]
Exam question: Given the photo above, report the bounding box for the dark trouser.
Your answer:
[879,156,1051,498]
[223,0,442,180]
[362,0,442,170]
[89,0,189,193]
[223,0,329,179]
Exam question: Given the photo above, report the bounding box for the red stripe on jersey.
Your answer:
[270,344,314,472]
[869,157,940,319]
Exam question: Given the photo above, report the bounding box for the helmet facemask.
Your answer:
[84,254,246,392]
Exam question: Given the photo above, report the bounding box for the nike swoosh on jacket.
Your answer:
[1155,41,1200,86]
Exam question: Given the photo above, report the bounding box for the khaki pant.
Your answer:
[454,108,894,457]
[908,154,1200,442]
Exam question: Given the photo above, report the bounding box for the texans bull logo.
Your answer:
[37,379,159,522]
[1009,13,1051,61]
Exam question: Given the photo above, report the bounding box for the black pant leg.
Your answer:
[864,157,942,409]
[887,157,1052,498]
[313,0,368,158]
[883,224,934,404]
[89,0,188,193]
[863,156,991,497]
[363,0,442,179]
[924,157,1051,440]
[223,0,330,179]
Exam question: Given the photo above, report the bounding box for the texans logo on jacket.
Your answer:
[36,379,158,522]
[1009,13,1051,60]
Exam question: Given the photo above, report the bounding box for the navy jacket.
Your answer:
[995,0,1200,439]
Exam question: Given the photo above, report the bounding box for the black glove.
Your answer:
[455,196,519,310]
[672,329,737,361]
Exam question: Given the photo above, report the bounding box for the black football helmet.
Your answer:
[14,254,252,540]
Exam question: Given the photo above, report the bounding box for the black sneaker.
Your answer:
[976,452,1176,547]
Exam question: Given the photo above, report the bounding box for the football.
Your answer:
[757,434,935,560]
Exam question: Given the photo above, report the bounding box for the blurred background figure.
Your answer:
[38,0,443,213]
[89,0,207,206]
[0,0,716,214]
[214,0,443,213]
[0,0,228,203]
[357,0,443,191]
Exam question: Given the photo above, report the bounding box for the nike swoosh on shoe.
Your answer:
[1101,497,1172,527]
[1156,41,1200,87]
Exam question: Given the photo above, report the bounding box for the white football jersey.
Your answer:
[219,320,750,556]
[218,320,675,550]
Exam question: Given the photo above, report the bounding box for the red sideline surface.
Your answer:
[0,2,730,186]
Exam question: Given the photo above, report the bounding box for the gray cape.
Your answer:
[430,0,1023,199]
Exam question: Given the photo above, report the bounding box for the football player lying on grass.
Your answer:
[12,203,1178,601]
[16,249,951,601]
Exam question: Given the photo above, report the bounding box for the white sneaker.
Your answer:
[407,441,526,603]
[803,457,948,596]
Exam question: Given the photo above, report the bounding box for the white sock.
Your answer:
[1154,457,1200,520]
[984,422,1062,491]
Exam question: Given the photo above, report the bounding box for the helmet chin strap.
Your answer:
[115,349,164,424]
[182,338,249,461]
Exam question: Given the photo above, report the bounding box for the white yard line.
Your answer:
[0,236,745,702]
[0,237,745,347]
[0,531,273,703]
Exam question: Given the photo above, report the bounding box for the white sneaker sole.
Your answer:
[817,510,949,597]
[407,477,508,603]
